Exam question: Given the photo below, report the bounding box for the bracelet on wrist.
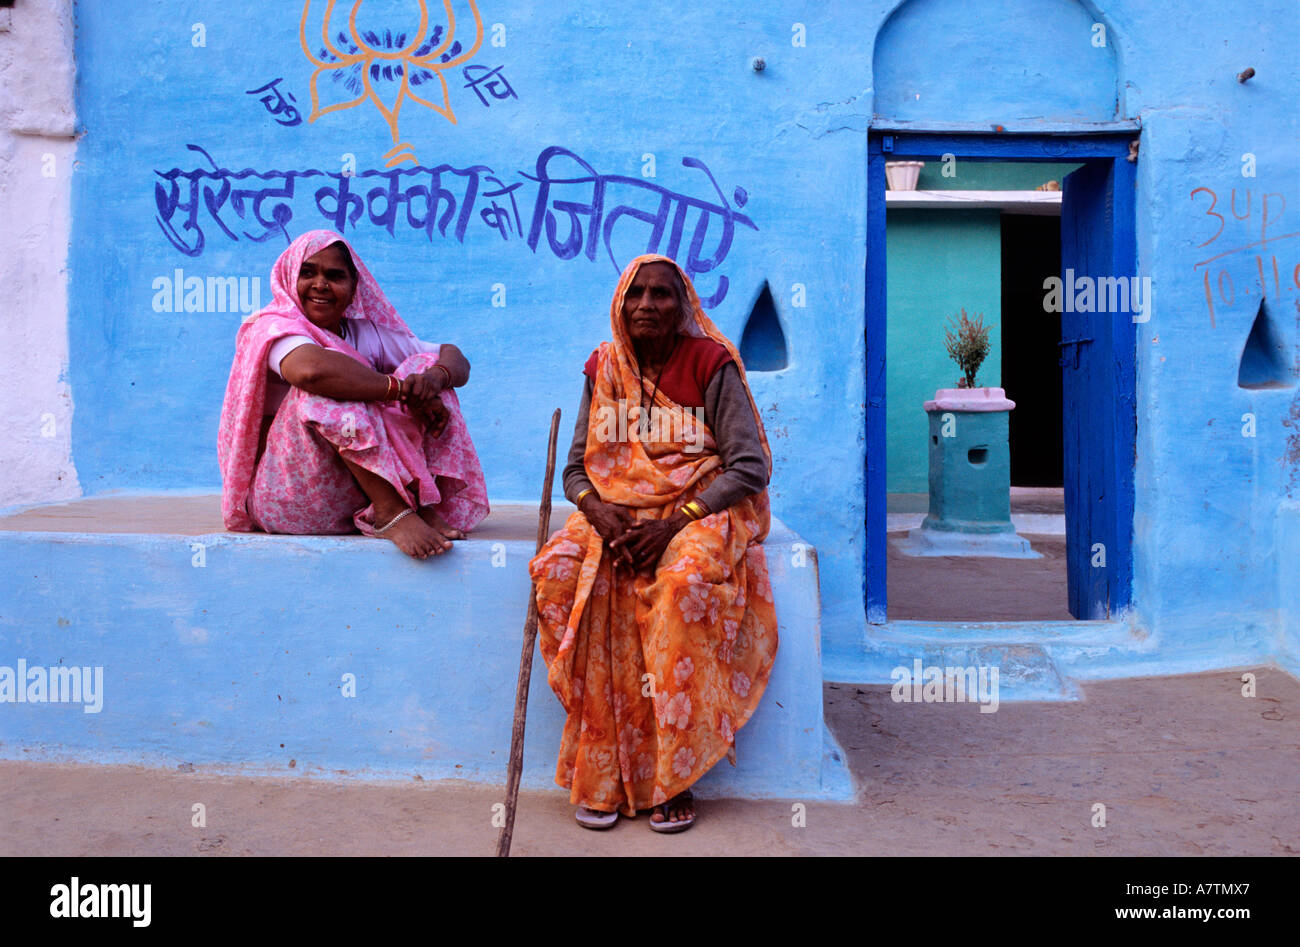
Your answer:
[679,499,709,521]
[576,488,595,508]
[434,364,452,388]
[382,374,400,402]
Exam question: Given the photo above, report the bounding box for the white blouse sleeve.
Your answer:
[362,321,440,374]
[267,335,316,377]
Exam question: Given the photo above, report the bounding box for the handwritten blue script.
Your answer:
[153,144,756,307]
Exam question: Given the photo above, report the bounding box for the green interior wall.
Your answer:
[915,160,1083,190]
[886,209,1003,493]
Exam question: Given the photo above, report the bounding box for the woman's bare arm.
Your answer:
[437,343,470,387]
[278,344,391,401]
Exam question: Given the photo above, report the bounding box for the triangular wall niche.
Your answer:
[1237,298,1294,390]
[739,281,789,372]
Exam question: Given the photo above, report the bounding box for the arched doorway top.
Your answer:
[873,0,1122,126]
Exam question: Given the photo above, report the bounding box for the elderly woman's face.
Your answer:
[296,243,357,330]
[622,262,682,347]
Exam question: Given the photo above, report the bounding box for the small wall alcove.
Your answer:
[1238,299,1296,390]
[739,281,789,372]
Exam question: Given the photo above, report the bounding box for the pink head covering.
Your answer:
[260,229,411,333]
[217,230,418,530]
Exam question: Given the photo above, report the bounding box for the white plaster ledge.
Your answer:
[886,190,1062,215]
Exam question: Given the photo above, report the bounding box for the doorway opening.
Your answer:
[1003,214,1064,490]
[867,132,1138,625]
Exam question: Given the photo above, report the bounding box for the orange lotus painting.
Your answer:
[300,0,484,167]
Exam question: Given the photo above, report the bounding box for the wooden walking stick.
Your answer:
[496,407,561,857]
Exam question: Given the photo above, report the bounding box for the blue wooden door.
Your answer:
[1060,159,1136,619]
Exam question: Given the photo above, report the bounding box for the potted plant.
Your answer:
[885,160,925,191]
[944,308,991,388]
[896,308,1036,558]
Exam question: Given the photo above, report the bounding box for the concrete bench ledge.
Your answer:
[0,495,852,801]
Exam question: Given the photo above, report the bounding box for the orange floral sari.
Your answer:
[528,254,777,815]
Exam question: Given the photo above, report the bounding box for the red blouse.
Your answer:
[584,335,733,410]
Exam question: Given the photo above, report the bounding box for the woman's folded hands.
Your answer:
[400,368,451,436]
[580,496,634,567]
[581,495,689,574]
[613,516,689,573]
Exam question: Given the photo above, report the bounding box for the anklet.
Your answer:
[374,508,415,534]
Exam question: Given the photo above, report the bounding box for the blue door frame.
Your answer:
[865,131,1137,623]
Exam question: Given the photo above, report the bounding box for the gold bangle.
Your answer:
[576,488,595,506]
[680,499,708,520]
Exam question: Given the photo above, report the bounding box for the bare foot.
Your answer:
[650,791,695,828]
[419,506,466,540]
[376,509,451,559]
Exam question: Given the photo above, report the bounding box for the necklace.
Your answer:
[636,333,679,415]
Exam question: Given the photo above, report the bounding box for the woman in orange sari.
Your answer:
[529,254,777,832]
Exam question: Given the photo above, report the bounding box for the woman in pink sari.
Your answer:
[219,230,488,557]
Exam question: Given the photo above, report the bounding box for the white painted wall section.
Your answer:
[0,0,80,507]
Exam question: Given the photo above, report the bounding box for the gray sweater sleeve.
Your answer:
[695,362,769,514]
[561,376,597,505]
[561,363,768,512]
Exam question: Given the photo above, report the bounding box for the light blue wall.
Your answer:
[67,0,1300,671]
[873,0,1119,123]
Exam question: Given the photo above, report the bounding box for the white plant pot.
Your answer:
[923,387,1016,412]
[885,160,925,191]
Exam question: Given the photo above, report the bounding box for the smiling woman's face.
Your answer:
[296,243,357,331]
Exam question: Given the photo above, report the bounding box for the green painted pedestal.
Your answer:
[895,388,1040,558]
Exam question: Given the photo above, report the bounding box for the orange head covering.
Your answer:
[602,254,771,476]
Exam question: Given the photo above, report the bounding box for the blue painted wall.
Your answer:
[66,0,1300,671]
[874,0,1120,123]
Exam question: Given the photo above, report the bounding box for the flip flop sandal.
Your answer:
[575,807,619,830]
[649,791,695,833]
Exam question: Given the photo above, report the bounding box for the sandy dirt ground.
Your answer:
[887,487,1072,622]
[888,532,1074,621]
[1,667,1295,857]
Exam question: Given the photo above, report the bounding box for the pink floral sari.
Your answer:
[218,230,488,535]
